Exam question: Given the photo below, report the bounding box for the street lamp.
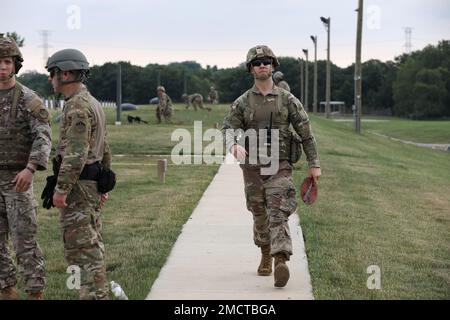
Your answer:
[321,16,331,118]
[302,49,309,111]
[299,58,304,104]
[355,0,364,134]
[310,35,318,113]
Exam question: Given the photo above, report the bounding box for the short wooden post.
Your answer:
[157,159,167,183]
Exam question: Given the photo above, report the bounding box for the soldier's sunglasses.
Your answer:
[251,58,272,67]
[49,69,58,79]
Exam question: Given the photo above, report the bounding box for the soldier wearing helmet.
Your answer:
[273,71,291,92]
[46,48,112,300]
[222,45,321,288]
[208,86,219,105]
[156,85,173,124]
[0,34,52,300]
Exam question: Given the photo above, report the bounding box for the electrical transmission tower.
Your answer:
[403,27,412,54]
[39,30,51,68]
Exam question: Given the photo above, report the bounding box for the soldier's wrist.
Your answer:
[25,166,36,174]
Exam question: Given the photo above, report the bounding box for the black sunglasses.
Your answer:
[251,58,272,67]
[49,69,58,79]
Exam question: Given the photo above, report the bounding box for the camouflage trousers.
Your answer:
[0,171,45,293]
[59,180,109,300]
[156,106,172,123]
[242,161,297,259]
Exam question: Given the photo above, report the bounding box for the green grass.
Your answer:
[335,116,450,144]
[23,104,227,299]
[297,115,450,299]
[14,106,449,299]
[32,157,218,300]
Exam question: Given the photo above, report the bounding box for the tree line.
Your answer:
[18,40,449,119]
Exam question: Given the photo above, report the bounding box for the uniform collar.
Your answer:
[65,85,87,101]
[250,84,280,96]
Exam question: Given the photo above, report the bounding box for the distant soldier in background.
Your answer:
[273,71,291,92]
[156,86,173,124]
[208,86,219,104]
[46,48,112,300]
[182,93,211,111]
[0,34,51,300]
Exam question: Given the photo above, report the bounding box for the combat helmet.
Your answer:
[273,71,284,83]
[46,48,89,72]
[0,33,23,74]
[246,45,280,72]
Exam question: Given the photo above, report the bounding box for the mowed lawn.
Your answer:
[20,105,450,299]
[335,116,450,144]
[297,115,450,299]
[29,104,224,300]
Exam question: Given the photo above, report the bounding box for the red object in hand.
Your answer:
[301,176,318,205]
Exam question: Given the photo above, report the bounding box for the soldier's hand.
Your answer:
[230,144,247,162]
[309,167,321,183]
[53,191,68,208]
[99,193,109,209]
[12,169,33,193]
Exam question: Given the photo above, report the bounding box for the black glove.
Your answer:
[41,175,57,209]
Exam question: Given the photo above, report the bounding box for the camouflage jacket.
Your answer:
[277,81,291,92]
[158,93,173,110]
[0,81,51,171]
[222,84,320,168]
[55,86,111,194]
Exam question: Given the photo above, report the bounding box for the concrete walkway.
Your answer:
[146,155,314,300]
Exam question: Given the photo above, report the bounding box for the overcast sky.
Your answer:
[2,0,449,73]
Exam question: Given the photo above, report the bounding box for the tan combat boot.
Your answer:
[0,286,20,300]
[257,244,273,276]
[274,253,290,288]
[28,292,44,300]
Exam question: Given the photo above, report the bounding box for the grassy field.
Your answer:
[25,104,224,299]
[334,116,450,144]
[298,115,450,299]
[16,105,450,299]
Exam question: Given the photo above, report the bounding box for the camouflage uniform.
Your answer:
[0,82,51,294]
[208,87,219,104]
[56,85,112,300]
[273,71,291,92]
[222,84,320,259]
[276,80,291,92]
[184,93,211,111]
[156,91,173,124]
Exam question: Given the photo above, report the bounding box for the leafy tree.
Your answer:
[17,71,53,97]
[6,32,25,47]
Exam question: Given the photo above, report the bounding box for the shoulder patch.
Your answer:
[28,98,50,123]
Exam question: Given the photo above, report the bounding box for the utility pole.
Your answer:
[321,16,331,118]
[299,58,304,104]
[310,36,318,113]
[157,67,161,86]
[355,0,364,133]
[116,63,122,126]
[302,49,309,111]
[183,71,187,94]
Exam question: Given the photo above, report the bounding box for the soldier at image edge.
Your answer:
[0,34,52,300]
[222,45,321,288]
